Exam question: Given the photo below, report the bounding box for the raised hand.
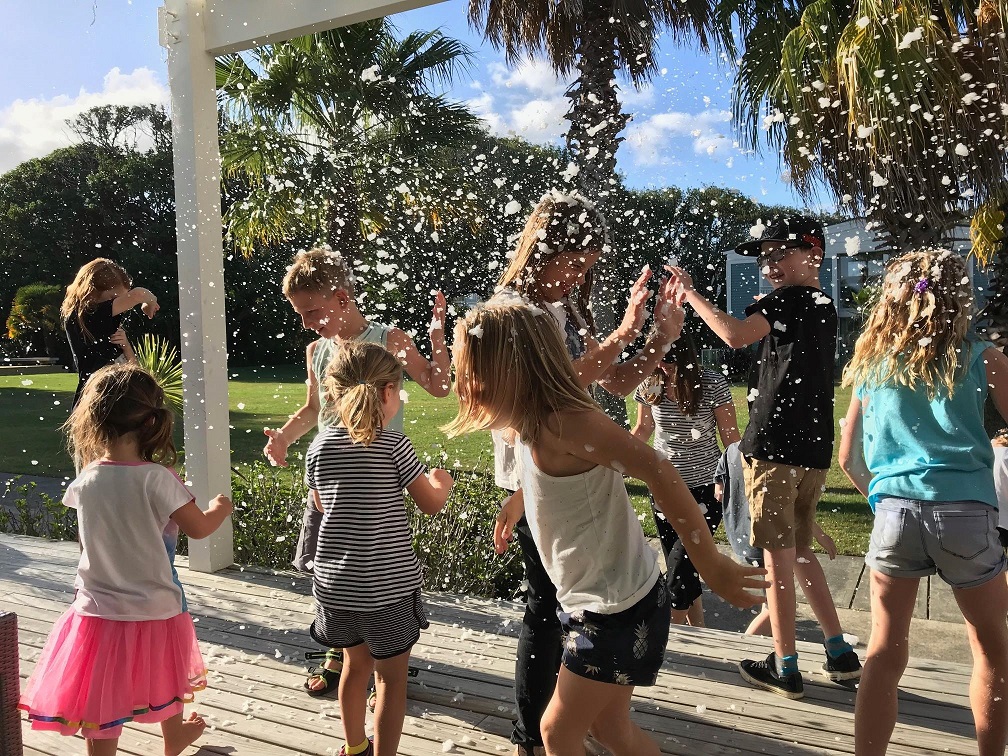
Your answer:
[664,265,694,297]
[617,266,654,340]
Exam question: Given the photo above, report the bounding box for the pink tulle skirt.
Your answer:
[19,609,207,740]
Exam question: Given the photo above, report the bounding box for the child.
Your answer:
[445,296,766,756]
[307,341,453,756]
[491,190,683,756]
[668,216,860,699]
[632,330,741,627]
[61,258,160,408]
[839,249,1008,756]
[262,246,450,695]
[716,441,839,637]
[18,363,233,756]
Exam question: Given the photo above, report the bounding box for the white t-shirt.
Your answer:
[64,461,194,620]
[993,445,1008,532]
[518,442,661,614]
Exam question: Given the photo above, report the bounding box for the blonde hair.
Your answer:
[282,247,356,298]
[443,292,598,444]
[63,363,177,469]
[496,191,609,337]
[61,258,132,341]
[321,341,402,446]
[843,248,974,399]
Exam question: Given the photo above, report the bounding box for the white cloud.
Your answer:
[467,59,571,144]
[624,109,734,165]
[488,59,566,97]
[0,67,169,174]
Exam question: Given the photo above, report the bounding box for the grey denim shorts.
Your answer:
[866,497,1007,589]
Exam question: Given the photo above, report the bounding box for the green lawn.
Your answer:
[0,368,872,555]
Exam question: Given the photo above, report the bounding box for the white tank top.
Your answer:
[518,442,660,614]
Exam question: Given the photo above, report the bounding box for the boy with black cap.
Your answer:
[668,216,861,699]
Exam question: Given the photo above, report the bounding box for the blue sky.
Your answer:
[0,0,822,209]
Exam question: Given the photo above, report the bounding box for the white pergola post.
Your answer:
[160,0,234,572]
[159,0,442,572]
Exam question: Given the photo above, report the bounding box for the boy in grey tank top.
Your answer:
[265,247,451,696]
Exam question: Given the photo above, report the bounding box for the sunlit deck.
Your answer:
[3,533,986,755]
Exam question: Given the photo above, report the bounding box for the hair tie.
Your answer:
[913,278,929,294]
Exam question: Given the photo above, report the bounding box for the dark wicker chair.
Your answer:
[0,612,23,756]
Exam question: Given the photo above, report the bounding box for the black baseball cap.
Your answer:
[735,216,826,257]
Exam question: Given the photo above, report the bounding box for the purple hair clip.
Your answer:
[914,278,929,294]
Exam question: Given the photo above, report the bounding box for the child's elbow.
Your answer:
[723,332,750,350]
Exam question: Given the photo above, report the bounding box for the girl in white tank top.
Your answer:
[446,294,767,756]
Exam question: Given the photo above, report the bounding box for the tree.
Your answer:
[468,0,732,424]
[5,283,64,358]
[216,19,482,258]
[729,0,1008,253]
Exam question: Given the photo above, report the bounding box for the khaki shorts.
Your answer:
[742,456,828,551]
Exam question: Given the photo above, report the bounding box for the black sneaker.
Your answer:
[739,652,805,699]
[823,645,862,681]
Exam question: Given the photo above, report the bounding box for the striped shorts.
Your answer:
[310,589,429,660]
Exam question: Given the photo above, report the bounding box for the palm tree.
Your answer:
[730,0,1008,254]
[468,0,732,423]
[216,19,482,257]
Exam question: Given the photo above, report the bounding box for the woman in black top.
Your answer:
[61,258,160,408]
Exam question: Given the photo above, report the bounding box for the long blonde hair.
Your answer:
[61,259,132,341]
[496,190,609,338]
[321,341,401,446]
[282,246,356,298]
[63,363,177,469]
[842,248,974,399]
[443,292,598,444]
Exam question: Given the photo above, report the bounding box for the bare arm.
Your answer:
[667,266,770,349]
[109,328,136,363]
[551,410,768,607]
[171,494,233,540]
[631,402,655,442]
[264,343,322,467]
[111,287,159,318]
[985,347,1008,425]
[312,489,323,513]
[837,395,872,497]
[713,401,742,447]
[387,293,451,397]
[493,487,525,554]
[407,468,454,515]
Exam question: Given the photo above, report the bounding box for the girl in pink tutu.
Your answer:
[19,363,233,756]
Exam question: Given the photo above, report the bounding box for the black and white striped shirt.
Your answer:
[635,368,734,488]
[306,427,427,610]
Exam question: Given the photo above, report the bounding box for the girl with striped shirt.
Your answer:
[306,341,453,756]
[632,331,741,626]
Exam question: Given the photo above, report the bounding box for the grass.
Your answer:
[0,368,872,555]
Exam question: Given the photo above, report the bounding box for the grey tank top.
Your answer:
[311,322,405,433]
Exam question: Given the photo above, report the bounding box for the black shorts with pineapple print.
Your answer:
[558,573,670,686]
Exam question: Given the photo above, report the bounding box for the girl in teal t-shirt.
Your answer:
[839,248,1008,755]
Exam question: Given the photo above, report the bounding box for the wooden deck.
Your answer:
[2,533,987,755]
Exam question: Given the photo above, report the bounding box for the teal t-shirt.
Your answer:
[311,323,405,434]
[857,340,996,511]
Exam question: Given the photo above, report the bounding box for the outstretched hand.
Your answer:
[664,265,694,298]
[652,276,686,343]
[702,552,770,609]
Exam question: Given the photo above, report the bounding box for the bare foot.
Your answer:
[162,711,207,756]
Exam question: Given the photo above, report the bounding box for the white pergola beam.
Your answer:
[161,0,234,572]
[203,0,445,55]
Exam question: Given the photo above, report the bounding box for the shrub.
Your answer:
[0,477,77,541]
[133,334,184,415]
[6,283,66,357]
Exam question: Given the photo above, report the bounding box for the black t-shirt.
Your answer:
[741,286,837,469]
[65,299,126,407]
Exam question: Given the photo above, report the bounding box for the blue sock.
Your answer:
[826,633,853,658]
[775,653,799,676]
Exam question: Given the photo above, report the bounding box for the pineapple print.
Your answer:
[581,620,601,638]
[565,631,581,656]
[584,664,601,677]
[632,621,649,660]
[614,671,631,686]
[570,610,586,623]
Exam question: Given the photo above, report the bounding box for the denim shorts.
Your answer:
[866,498,1007,589]
[558,574,670,687]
